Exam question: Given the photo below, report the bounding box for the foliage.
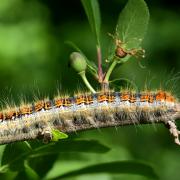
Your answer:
[69,0,149,90]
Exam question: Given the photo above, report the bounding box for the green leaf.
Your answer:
[0,140,110,175]
[28,155,58,178]
[1,142,32,172]
[52,161,158,180]
[29,140,110,158]
[15,169,39,180]
[0,145,6,165]
[108,0,149,62]
[81,0,101,46]
[27,140,109,178]
[117,0,149,47]
[66,41,98,77]
[23,160,40,180]
[0,171,17,180]
[51,129,68,142]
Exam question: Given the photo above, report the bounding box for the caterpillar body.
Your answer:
[0,90,179,145]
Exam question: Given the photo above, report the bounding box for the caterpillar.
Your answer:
[0,90,179,145]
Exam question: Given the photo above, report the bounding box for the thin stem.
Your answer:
[103,60,118,83]
[79,71,96,93]
[97,45,103,82]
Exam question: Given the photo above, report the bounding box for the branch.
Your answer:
[97,46,103,82]
[0,105,179,145]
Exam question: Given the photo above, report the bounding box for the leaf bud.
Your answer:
[69,52,87,73]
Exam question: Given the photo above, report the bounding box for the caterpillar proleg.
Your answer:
[0,90,179,145]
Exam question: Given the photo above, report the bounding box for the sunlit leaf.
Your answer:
[108,0,149,63]
[117,0,149,47]
[52,161,158,179]
[51,129,68,142]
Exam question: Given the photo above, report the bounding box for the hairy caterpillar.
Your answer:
[0,90,179,145]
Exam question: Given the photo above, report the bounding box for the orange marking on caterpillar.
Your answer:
[44,101,53,110]
[166,93,175,103]
[156,91,166,101]
[35,101,44,112]
[4,110,17,120]
[0,112,4,121]
[98,94,108,102]
[148,94,154,103]
[129,93,136,103]
[19,105,33,115]
[140,93,149,102]
[84,95,93,105]
[54,98,63,108]
[106,94,115,103]
[121,92,130,101]
[63,98,72,107]
[75,96,85,105]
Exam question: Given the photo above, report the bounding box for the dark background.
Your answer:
[0,0,180,179]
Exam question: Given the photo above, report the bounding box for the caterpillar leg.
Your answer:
[167,120,180,145]
[39,127,52,143]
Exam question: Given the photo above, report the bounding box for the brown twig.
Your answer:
[97,46,103,82]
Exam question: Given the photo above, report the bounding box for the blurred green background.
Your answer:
[0,0,180,179]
